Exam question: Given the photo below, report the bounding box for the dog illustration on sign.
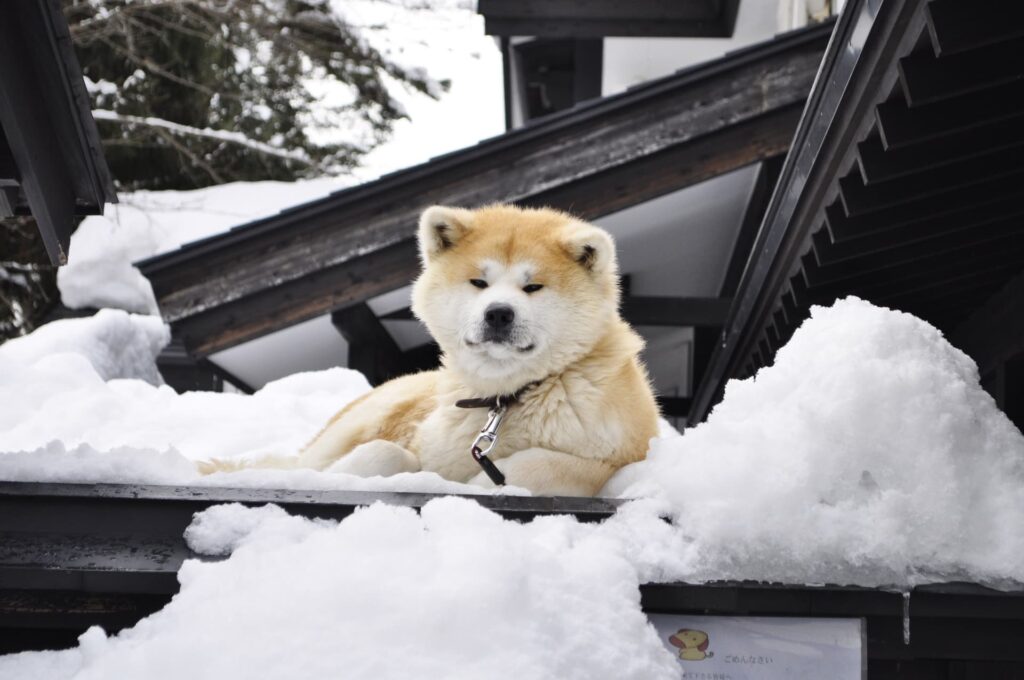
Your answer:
[669,629,713,661]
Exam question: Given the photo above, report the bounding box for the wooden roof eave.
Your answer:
[689,0,1024,421]
[0,0,117,265]
[137,21,834,358]
[689,0,935,422]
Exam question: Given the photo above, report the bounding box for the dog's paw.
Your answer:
[325,440,421,477]
[195,458,246,475]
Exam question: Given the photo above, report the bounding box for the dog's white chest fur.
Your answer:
[413,374,626,484]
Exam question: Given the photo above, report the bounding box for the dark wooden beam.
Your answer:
[500,36,513,131]
[875,261,1022,307]
[1004,355,1024,434]
[816,197,1024,265]
[332,303,407,386]
[876,81,1024,150]
[857,118,1024,185]
[622,296,731,328]
[656,396,692,418]
[824,170,1024,243]
[688,0,930,424]
[157,339,254,394]
[572,39,603,104]
[924,0,1024,56]
[897,36,1024,107]
[483,17,732,38]
[480,0,719,21]
[142,25,829,358]
[809,215,1024,287]
[377,308,417,321]
[401,342,442,375]
[719,156,784,298]
[807,236,1024,303]
[689,326,719,401]
[839,144,1023,218]
[0,187,17,217]
[0,132,19,211]
[525,106,803,219]
[176,240,420,358]
[0,11,76,264]
[0,0,115,265]
[478,0,738,38]
[949,269,1024,379]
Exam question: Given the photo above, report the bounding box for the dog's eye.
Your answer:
[469,279,488,289]
[522,284,544,294]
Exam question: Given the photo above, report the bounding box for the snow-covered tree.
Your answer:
[65,0,448,190]
[0,219,58,341]
[2,0,452,340]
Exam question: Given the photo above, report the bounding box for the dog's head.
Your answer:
[411,204,620,393]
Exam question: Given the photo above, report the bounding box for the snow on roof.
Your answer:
[2,297,1022,581]
[57,178,354,314]
[0,498,681,679]
[1,296,1022,674]
[608,297,1024,587]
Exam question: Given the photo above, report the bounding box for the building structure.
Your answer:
[138,2,838,425]
[0,0,117,265]
[2,0,1024,675]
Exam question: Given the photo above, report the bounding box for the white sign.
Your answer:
[647,614,864,680]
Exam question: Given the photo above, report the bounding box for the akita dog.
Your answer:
[204,205,659,496]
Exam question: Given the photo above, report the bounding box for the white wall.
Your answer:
[210,315,349,390]
[602,0,783,97]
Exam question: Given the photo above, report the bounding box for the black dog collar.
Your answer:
[455,380,542,485]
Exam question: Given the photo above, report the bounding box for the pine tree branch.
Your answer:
[152,127,227,184]
[97,35,242,101]
[92,110,315,166]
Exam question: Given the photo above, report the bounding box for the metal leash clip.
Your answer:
[470,400,507,485]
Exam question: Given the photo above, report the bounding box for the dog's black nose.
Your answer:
[484,303,515,330]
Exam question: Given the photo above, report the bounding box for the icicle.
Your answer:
[901,591,911,645]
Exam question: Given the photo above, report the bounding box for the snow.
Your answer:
[0,309,360,461]
[2,297,1022,590]
[605,297,1024,588]
[332,0,504,184]
[57,177,351,314]
[0,441,515,496]
[2,298,1024,676]
[0,499,681,680]
[0,308,168,384]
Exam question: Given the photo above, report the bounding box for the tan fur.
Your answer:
[200,205,660,496]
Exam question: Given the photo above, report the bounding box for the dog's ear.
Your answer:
[561,222,618,276]
[418,205,473,264]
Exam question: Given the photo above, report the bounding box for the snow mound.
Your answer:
[184,503,296,556]
[0,309,168,383]
[0,499,679,680]
[0,441,198,486]
[0,307,369,459]
[606,297,1024,587]
[3,298,1024,676]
